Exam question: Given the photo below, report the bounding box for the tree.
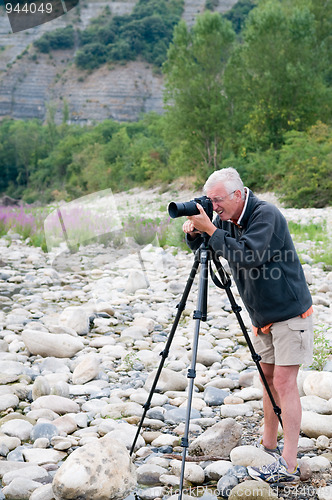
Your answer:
[273,122,332,208]
[163,11,235,178]
[224,1,331,150]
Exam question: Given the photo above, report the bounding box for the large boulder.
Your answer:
[53,436,136,500]
[189,418,242,458]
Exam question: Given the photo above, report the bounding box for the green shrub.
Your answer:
[223,0,257,33]
[205,0,219,11]
[75,43,108,69]
[273,122,332,208]
[75,0,184,69]
[34,26,75,53]
[309,325,332,371]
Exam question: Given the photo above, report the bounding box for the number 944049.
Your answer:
[5,2,53,14]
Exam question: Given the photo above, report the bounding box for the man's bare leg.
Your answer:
[260,362,280,450]
[273,364,301,471]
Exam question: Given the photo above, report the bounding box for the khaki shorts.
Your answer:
[251,315,314,366]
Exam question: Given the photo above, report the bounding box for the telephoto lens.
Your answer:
[168,196,213,220]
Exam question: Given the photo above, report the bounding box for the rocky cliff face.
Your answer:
[0,0,237,124]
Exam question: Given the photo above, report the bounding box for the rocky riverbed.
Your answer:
[0,193,331,500]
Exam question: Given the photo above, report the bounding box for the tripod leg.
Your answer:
[129,252,201,456]
[212,255,282,427]
[178,247,209,500]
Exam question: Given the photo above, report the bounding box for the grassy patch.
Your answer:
[288,221,332,267]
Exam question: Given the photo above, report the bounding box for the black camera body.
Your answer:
[168,195,213,220]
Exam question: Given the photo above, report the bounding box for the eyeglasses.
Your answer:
[209,190,236,204]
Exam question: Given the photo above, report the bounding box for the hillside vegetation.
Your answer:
[0,0,331,208]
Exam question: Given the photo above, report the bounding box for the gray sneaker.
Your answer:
[248,456,300,486]
[255,438,281,459]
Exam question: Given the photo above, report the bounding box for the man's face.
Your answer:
[206,182,244,221]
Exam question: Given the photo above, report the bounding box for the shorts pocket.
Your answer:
[287,318,308,332]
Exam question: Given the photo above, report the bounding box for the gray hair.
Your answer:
[203,167,245,200]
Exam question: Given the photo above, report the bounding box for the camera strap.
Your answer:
[209,258,231,290]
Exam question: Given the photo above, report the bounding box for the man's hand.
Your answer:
[182,219,199,235]
[187,203,217,237]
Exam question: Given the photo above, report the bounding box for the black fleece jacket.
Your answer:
[186,190,312,328]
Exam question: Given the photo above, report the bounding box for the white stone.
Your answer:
[303,372,332,400]
[220,403,253,418]
[31,395,80,414]
[133,316,155,332]
[135,349,160,367]
[2,477,41,499]
[235,387,263,401]
[104,422,145,452]
[151,434,180,447]
[316,435,330,450]
[301,455,331,472]
[317,485,332,500]
[301,411,332,438]
[204,460,233,480]
[170,460,205,484]
[29,483,55,500]
[125,270,148,293]
[2,465,49,485]
[22,330,84,358]
[301,395,332,414]
[230,445,275,467]
[221,356,246,371]
[23,448,67,464]
[1,419,33,441]
[189,419,242,458]
[59,306,90,335]
[72,355,100,385]
[0,394,19,411]
[52,436,137,500]
[130,390,168,407]
[145,368,188,393]
[100,402,143,419]
[298,437,315,453]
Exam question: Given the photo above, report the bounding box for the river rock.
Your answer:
[230,445,275,467]
[52,436,137,500]
[301,395,332,414]
[2,477,41,499]
[144,368,188,392]
[204,386,230,406]
[220,403,253,418]
[228,480,278,499]
[102,422,145,451]
[72,355,100,385]
[303,372,332,400]
[22,330,84,358]
[31,395,80,414]
[301,411,332,438]
[189,419,242,458]
[30,423,59,442]
[22,448,67,464]
[317,486,332,500]
[2,465,49,485]
[136,463,167,486]
[0,394,19,412]
[203,460,233,480]
[125,270,148,293]
[1,419,33,441]
[29,483,55,500]
[170,460,205,484]
[32,376,51,400]
[59,306,90,335]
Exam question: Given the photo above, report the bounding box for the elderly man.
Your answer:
[183,167,313,485]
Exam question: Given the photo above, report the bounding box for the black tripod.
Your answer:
[130,238,282,500]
